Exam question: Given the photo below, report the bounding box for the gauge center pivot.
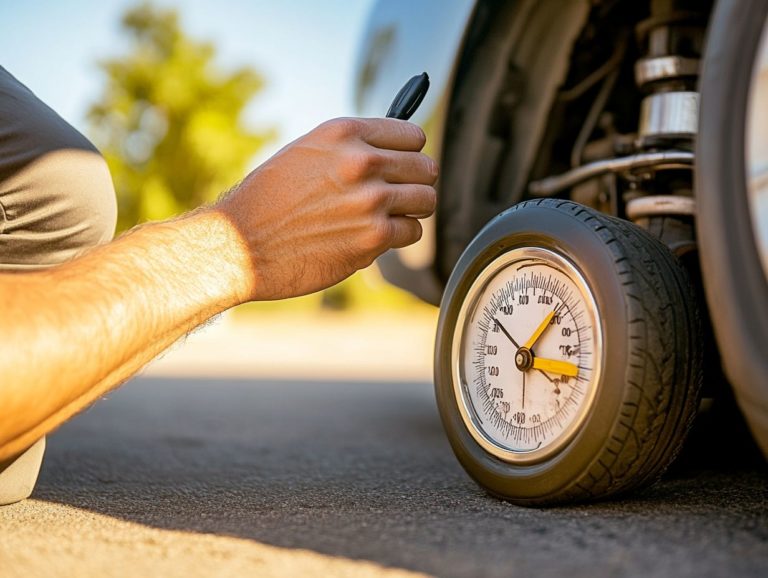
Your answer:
[514,347,534,371]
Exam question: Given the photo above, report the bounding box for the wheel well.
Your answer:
[435,0,700,283]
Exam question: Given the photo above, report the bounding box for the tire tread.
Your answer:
[515,199,703,503]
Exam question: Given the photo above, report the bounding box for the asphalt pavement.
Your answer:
[2,376,766,577]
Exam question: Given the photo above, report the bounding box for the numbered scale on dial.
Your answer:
[452,247,602,464]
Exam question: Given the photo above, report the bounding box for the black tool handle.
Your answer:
[386,72,430,120]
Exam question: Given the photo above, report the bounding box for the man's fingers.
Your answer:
[380,150,439,185]
[384,184,437,218]
[343,117,426,151]
[387,216,423,249]
[363,119,426,151]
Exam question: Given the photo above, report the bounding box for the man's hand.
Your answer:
[0,117,438,461]
[217,117,438,302]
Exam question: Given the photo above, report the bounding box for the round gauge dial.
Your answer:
[451,247,602,464]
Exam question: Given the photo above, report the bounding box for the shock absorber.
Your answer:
[526,0,710,249]
[625,0,709,256]
[630,0,731,403]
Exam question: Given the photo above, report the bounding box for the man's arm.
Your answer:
[0,118,437,461]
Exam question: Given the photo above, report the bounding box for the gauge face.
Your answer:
[451,247,602,464]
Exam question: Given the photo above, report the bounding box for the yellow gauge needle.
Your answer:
[532,357,579,377]
[523,309,556,349]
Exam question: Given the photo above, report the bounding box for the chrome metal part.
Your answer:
[746,16,768,283]
[639,91,699,139]
[635,56,699,86]
[625,195,695,220]
[528,151,694,197]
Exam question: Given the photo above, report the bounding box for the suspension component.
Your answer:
[638,91,698,143]
[634,1,706,151]
[528,150,693,197]
[626,0,708,233]
[634,55,699,86]
[625,194,695,220]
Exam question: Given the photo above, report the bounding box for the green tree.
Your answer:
[88,2,273,232]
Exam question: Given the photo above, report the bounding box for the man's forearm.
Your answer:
[0,208,251,461]
[0,117,438,463]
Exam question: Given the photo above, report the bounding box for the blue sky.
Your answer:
[0,0,376,165]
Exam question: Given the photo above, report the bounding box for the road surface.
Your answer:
[2,376,766,577]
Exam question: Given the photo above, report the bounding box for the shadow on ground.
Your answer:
[31,376,768,578]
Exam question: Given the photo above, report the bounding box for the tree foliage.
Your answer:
[88,3,273,232]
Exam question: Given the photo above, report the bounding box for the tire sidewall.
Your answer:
[697,0,768,453]
[435,201,630,502]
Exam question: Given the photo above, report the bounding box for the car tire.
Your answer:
[696,0,768,457]
[434,200,702,504]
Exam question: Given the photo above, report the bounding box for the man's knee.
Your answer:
[0,149,117,269]
[0,67,117,269]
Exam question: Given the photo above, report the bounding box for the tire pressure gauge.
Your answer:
[453,247,602,464]
[435,199,702,505]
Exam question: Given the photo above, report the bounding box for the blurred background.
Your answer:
[0,0,436,380]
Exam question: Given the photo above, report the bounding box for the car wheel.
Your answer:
[696,0,768,456]
[434,200,702,504]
